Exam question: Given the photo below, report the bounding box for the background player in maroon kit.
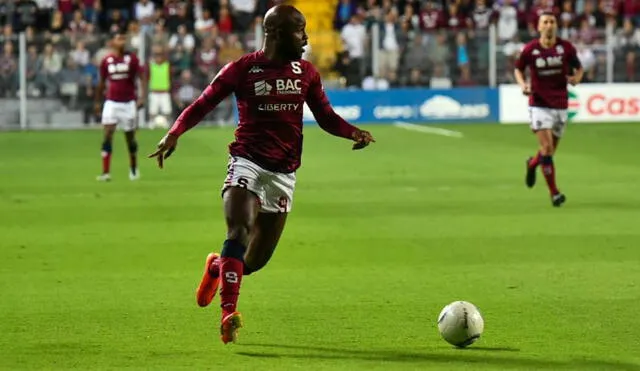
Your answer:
[514,12,583,207]
[148,5,374,344]
[95,31,146,182]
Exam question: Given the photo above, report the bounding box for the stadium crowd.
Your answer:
[0,0,637,121]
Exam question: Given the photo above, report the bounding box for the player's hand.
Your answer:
[148,133,178,169]
[136,99,145,109]
[351,129,375,150]
[567,76,580,86]
[521,84,531,96]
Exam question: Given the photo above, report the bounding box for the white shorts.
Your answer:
[222,156,296,213]
[528,107,568,138]
[102,100,137,132]
[149,92,172,116]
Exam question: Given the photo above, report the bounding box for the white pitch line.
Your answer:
[393,121,464,138]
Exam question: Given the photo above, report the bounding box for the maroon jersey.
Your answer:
[100,52,142,102]
[515,38,581,109]
[419,9,444,30]
[169,50,357,173]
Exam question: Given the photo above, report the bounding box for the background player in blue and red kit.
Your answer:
[95,31,146,182]
[515,12,583,207]
[149,5,375,344]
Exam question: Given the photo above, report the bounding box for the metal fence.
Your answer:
[0,23,625,130]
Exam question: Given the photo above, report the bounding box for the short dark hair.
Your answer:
[111,30,127,39]
[540,11,556,18]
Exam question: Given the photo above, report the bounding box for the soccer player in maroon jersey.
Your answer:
[148,5,374,344]
[95,31,146,182]
[514,12,583,207]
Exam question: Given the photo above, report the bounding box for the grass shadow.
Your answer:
[236,343,640,370]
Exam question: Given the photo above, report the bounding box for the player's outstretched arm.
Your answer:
[305,69,375,150]
[148,63,238,168]
[567,46,583,86]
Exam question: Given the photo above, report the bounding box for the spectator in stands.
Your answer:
[578,17,597,44]
[456,32,471,81]
[58,0,75,23]
[496,0,518,43]
[169,24,196,53]
[364,0,383,29]
[429,63,452,88]
[427,31,450,74]
[419,1,444,32]
[446,2,472,30]
[59,57,84,105]
[37,43,62,97]
[26,44,41,96]
[135,0,156,34]
[335,0,357,30]
[576,41,596,82]
[127,20,142,50]
[378,11,400,79]
[470,0,494,71]
[333,50,360,88]
[195,9,216,37]
[69,40,90,67]
[79,74,96,125]
[218,33,244,65]
[172,69,199,117]
[402,32,427,75]
[217,5,234,34]
[165,0,190,33]
[170,44,192,75]
[559,0,578,40]
[107,9,128,34]
[15,0,38,32]
[617,17,640,81]
[0,41,17,97]
[406,68,426,87]
[152,21,170,47]
[401,3,420,30]
[230,0,256,32]
[68,9,89,37]
[103,0,131,22]
[0,25,16,47]
[196,36,218,80]
[35,0,55,28]
[340,15,366,84]
[577,0,605,28]
[79,0,98,24]
[48,10,65,43]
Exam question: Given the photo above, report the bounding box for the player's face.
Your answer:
[538,15,557,38]
[279,14,308,60]
[112,34,126,51]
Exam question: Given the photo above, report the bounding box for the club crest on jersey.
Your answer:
[556,45,564,54]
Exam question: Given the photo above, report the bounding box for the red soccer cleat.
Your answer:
[196,253,220,307]
[220,311,243,344]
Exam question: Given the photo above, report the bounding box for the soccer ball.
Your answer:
[151,115,169,129]
[437,301,484,348]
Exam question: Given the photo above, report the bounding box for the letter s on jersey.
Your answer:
[291,62,302,74]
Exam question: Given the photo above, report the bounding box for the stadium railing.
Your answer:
[0,23,621,130]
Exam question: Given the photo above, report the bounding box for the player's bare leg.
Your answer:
[244,212,288,272]
[217,186,260,344]
[124,130,139,180]
[532,129,565,206]
[97,124,116,181]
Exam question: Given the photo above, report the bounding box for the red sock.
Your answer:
[528,151,542,168]
[101,142,112,174]
[220,256,244,317]
[540,155,559,195]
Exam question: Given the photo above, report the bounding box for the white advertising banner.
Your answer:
[499,84,640,123]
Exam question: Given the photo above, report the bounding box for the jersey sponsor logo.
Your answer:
[258,103,300,112]
[420,95,489,119]
[248,66,263,73]
[373,105,415,119]
[535,56,563,68]
[107,62,131,80]
[254,80,272,96]
[275,79,302,95]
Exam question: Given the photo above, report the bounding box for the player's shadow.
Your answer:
[236,343,640,371]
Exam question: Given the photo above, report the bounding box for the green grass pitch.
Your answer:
[1,123,640,370]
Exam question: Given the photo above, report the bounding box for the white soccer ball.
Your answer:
[437,301,484,348]
[151,115,169,129]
